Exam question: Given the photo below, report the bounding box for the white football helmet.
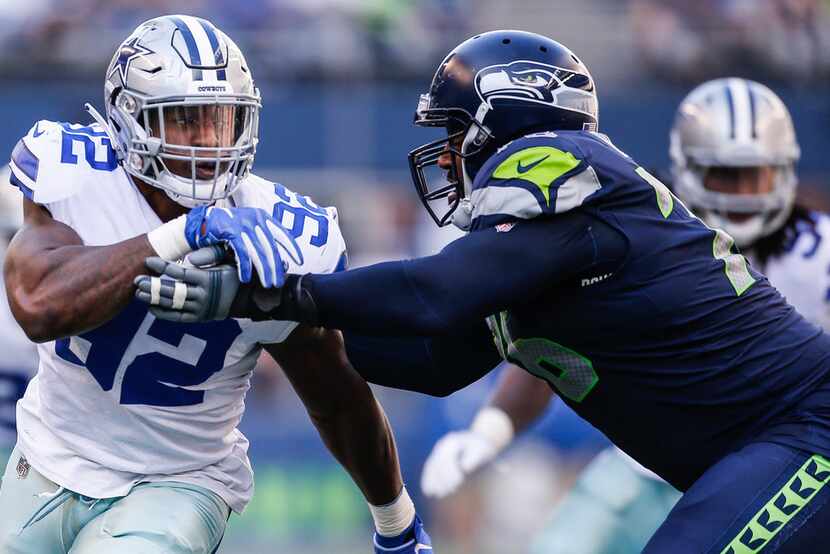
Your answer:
[670,78,800,247]
[90,15,261,207]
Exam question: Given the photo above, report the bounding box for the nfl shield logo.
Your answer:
[16,456,29,479]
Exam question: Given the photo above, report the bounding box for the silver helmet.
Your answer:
[93,15,261,207]
[670,78,800,247]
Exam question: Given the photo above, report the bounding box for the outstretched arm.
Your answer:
[229,210,629,337]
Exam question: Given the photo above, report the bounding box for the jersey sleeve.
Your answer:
[308,210,627,337]
[235,176,348,344]
[469,132,603,230]
[8,120,118,205]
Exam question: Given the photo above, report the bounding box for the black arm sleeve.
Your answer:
[308,210,627,336]
[343,321,503,397]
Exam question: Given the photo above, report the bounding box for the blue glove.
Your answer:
[185,206,303,288]
[374,515,433,553]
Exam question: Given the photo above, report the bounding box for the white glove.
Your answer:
[421,407,514,499]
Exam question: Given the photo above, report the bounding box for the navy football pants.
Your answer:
[645,442,830,553]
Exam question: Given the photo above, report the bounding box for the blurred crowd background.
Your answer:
[0,1,828,552]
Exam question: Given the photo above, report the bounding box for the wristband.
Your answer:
[146,215,191,261]
[369,486,416,538]
[470,406,515,452]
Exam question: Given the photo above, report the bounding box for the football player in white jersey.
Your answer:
[417,77,817,554]
[0,15,430,554]
[0,171,38,461]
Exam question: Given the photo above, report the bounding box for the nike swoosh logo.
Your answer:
[516,154,549,174]
[414,545,433,553]
[32,122,45,138]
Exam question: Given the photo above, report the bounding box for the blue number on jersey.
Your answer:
[272,183,329,247]
[55,300,242,407]
[59,123,118,171]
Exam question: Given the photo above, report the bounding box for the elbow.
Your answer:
[430,309,483,338]
[421,380,467,398]
[10,293,65,343]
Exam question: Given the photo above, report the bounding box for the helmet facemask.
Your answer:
[110,89,260,208]
[669,78,800,249]
[100,15,262,208]
[674,161,797,248]
[408,95,494,228]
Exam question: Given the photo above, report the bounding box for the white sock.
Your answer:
[369,486,416,537]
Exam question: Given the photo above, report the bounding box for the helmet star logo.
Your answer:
[110,37,155,86]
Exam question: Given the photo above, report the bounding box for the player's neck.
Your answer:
[133,179,190,222]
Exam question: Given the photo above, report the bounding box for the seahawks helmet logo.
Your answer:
[475,60,595,115]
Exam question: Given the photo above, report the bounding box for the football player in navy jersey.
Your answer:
[141,31,830,551]
[421,77,827,554]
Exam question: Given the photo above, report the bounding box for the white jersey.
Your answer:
[748,211,830,330]
[8,120,347,513]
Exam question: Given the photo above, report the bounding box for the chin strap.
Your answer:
[451,198,473,231]
[84,103,125,162]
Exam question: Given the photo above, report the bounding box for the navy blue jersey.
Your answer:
[477,131,830,489]
[309,130,830,491]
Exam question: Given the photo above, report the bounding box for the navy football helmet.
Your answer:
[408,30,598,228]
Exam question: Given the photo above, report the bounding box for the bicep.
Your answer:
[5,199,81,291]
[343,320,502,397]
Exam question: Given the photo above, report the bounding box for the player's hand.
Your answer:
[185,205,303,288]
[134,246,241,322]
[420,430,502,498]
[373,514,433,553]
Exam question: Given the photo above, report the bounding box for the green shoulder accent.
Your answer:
[492,146,580,207]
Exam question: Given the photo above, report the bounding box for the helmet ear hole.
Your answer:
[116,92,139,116]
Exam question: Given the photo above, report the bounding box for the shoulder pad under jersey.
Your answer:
[469,131,638,230]
[9,120,119,204]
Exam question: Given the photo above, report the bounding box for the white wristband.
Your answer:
[369,486,416,537]
[470,406,515,453]
[146,214,191,261]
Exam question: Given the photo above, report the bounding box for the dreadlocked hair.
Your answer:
[751,205,816,269]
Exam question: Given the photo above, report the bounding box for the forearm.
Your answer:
[312,393,402,505]
[268,327,402,505]
[487,363,556,435]
[6,233,155,342]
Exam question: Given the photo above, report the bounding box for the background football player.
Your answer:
[0,15,429,554]
[144,31,830,552]
[420,77,815,554]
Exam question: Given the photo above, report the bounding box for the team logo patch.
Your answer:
[16,455,29,480]
[474,60,595,114]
